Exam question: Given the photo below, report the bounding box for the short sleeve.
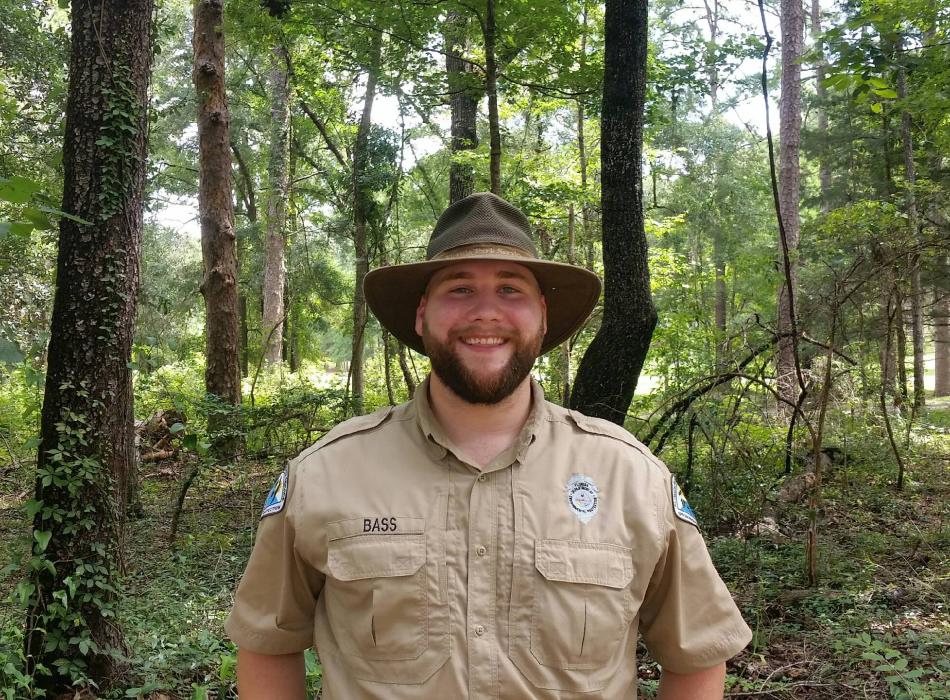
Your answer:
[224,461,324,654]
[638,474,752,674]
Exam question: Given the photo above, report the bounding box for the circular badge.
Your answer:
[565,474,600,524]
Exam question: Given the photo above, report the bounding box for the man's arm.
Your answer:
[658,662,726,700]
[236,648,307,700]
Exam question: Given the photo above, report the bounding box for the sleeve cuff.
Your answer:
[224,612,313,655]
[651,620,753,675]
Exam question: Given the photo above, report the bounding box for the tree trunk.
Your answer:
[935,255,950,397]
[560,204,576,406]
[445,10,478,203]
[262,44,291,364]
[811,0,831,212]
[231,140,256,378]
[897,53,925,408]
[702,0,720,111]
[714,255,727,364]
[483,0,502,196]
[776,0,804,413]
[194,0,242,456]
[577,2,595,272]
[397,341,416,399]
[239,292,249,376]
[25,0,153,690]
[896,295,909,405]
[350,33,382,415]
[570,0,656,425]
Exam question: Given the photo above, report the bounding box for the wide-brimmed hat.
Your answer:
[363,192,601,355]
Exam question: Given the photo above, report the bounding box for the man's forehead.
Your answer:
[427,260,540,286]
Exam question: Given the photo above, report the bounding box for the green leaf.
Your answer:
[871,88,898,99]
[36,205,93,226]
[23,207,53,230]
[0,176,42,204]
[25,500,43,518]
[0,221,35,237]
[183,434,198,451]
[0,337,24,364]
[15,580,36,603]
[33,530,52,553]
[170,422,186,434]
[870,102,883,114]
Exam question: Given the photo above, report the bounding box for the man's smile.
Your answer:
[460,336,507,346]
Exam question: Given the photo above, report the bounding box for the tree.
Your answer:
[262,42,291,364]
[445,9,479,203]
[194,0,242,453]
[776,0,804,412]
[571,0,657,425]
[350,31,383,415]
[25,0,154,690]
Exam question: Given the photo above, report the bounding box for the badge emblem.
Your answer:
[565,474,599,524]
[671,476,698,527]
[261,466,288,518]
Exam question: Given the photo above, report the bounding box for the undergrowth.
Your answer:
[1,377,947,698]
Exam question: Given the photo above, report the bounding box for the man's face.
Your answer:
[414,260,547,404]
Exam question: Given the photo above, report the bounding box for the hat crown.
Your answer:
[427,192,539,260]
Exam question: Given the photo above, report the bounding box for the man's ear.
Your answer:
[414,295,427,337]
[540,294,548,335]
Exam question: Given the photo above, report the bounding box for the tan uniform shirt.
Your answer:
[226,378,751,698]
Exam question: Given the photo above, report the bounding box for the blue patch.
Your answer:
[261,466,288,518]
[671,476,698,528]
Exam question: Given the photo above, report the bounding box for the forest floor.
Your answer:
[1,402,948,698]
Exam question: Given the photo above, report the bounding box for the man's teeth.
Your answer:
[462,337,505,345]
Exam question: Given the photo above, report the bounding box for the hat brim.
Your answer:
[363,255,602,356]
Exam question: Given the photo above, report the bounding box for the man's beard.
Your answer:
[423,324,543,405]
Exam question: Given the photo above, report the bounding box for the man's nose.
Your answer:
[467,291,502,322]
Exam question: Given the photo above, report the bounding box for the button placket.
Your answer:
[467,469,497,697]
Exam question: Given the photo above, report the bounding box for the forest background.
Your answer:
[0,0,948,696]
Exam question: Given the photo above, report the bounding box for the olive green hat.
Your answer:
[363,192,601,356]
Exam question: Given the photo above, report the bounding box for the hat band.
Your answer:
[430,243,535,262]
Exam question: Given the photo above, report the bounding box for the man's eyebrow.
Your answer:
[434,270,475,283]
[496,269,533,281]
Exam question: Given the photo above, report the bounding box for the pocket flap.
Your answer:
[534,539,633,589]
[328,534,426,581]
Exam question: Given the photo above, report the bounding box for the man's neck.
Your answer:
[426,373,533,468]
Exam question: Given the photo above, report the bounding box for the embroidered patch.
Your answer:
[671,476,698,527]
[565,474,600,524]
[261,466,288,518]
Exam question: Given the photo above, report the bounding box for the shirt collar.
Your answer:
[412,374,547,471]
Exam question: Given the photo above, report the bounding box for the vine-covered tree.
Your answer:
[25,0,154,690]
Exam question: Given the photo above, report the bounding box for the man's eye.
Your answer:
[500,286,521,294]
[449,286,472,294]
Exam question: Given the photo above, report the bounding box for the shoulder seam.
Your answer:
[296,406,394,462]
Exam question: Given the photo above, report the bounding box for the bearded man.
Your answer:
[226,193,751,699]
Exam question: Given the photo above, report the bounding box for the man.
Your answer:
[226,193,751,699]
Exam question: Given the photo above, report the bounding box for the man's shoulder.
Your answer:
[545,401,667,470]
[295,403,400,463]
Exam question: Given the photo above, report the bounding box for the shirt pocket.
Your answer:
[325,532,428,661]
[531,539,634,670]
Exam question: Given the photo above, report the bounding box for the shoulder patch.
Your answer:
[261,464,289,518]
[298,406,394,460]
[671,476,699,528]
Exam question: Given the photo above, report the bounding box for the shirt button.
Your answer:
[477,474,488,482]
[474,624,485,637]
[476,545,487,557]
